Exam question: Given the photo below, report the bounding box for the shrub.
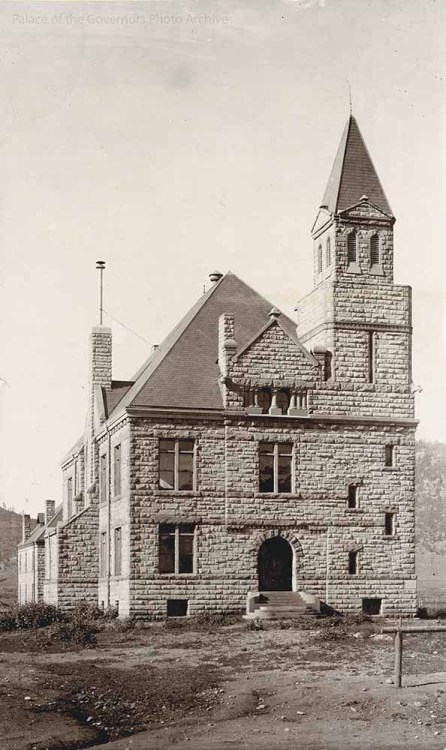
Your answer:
[45,620,98,647]
[0,609,16,631]
[0,602,64,631]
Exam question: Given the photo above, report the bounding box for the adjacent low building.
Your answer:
[18,115,417,618]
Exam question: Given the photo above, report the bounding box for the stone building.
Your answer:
[19,115,417,618]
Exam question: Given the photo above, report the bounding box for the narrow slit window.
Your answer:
[324,351,333,382]
[348,550,358,575]
[114,444,122,497]
[385,444,395,467]
[100,532,107,577]
[326,237,331,267]
[318,243,323,274]
[348,484,358,509]
[368,331,375,383]
[100,454,107,505]
[114,527,122,575]
[370,234,380,265]
[347,232,357,264]
[67,477,73,517]
[385,512,395,536]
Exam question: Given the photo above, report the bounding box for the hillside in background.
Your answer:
[415,440,446,607]
[0,506,23,605]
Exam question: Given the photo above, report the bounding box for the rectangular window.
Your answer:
[100,532,107,577]
[114,444,122,497]
[385,444,395,467]
[348,484,359,509]
[100,454,107,504]
[368,331,374,383]
[114,527,122,575]
[385,512,395,536]
[159,524,195,574]
[259,443,292,493]
[159,439,194,491]
[348,550,358,575]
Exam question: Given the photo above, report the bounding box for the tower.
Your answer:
[297,115,413,406]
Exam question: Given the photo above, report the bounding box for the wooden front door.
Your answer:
[258,537,292,591]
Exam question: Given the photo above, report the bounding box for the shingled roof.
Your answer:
[108,272,301,417]
[321,115,393,217]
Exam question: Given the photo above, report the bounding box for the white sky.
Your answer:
[1,0,445,516]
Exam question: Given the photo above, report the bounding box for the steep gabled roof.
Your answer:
[321,115,393,217]
[18,504,63,548]
[108,272,301,416]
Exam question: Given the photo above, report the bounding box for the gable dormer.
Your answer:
[312,115,395,287]
[218,309,321,415]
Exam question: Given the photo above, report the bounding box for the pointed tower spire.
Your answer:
[321,116,393,217]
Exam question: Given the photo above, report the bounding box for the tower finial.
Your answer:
[96,260,106,325]
[348,81,352,115]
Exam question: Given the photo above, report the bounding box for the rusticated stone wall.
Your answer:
[55,499,100,609]
[125,413,416,619]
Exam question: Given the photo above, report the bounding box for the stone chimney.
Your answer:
[45,499,56,525]
[218,314,237,379]
[86,326,112,491]
[22,514,31,543]
[37,512,45,525]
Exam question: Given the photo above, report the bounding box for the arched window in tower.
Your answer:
[347,232,357,264]
[370,234,380,266]
[326,237,331,267]
[318,243,323,275]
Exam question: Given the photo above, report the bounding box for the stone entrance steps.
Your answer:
[244,591,321,620]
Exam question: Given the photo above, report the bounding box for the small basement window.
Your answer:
[167,599,189,618]
[362,598,382,616]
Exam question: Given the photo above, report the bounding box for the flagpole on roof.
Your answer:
[96,260,105,325]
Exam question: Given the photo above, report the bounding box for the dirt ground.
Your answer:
[2,619,446,750]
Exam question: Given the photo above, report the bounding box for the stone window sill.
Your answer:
[256,492,299,500]
[370,263,384,276]
[383,466,399,472]
[157,573,198,579]
[346,262,361,274]
[345,508,363,513]
[383,534,398,540]
[154,490,201,498]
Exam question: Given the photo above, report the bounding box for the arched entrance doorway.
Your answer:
[258,536,293,591]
